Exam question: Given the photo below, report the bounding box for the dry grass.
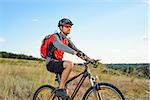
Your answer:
[0,58,149,100]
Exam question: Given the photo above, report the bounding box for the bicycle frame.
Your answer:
[58,64,97,99]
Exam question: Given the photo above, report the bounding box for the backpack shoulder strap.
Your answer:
[55,33,61,40]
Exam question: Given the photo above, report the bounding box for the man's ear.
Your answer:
[59,26,63,30]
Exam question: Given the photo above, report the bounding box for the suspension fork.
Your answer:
[88,75,102,100]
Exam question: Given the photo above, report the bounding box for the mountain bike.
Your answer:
[33,60,125,100]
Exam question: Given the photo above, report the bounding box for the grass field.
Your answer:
[0,58,149,100]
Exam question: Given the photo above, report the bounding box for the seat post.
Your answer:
[55,73,61,85]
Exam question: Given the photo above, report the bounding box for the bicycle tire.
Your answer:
[33,85,61,100]
[82,82,125,100]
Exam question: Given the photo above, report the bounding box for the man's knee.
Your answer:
[63,61,73,69]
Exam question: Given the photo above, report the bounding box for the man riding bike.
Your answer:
[45,18,94,99]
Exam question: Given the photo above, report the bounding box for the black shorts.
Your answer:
[46,59,64,74]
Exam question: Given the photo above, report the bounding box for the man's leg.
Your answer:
[55,60,73,98]
[59,60,73,89]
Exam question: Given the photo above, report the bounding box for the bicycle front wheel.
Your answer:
[82,82,125,100]
[33,85,61,100]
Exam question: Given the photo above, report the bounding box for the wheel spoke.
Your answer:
[99,86,122,100]
[33,85,56,100]
[83,83,125,100]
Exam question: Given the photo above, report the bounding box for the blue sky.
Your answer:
[0,0,149,63]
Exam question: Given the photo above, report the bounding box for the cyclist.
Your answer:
[46,18,93,99]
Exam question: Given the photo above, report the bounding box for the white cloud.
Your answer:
[32,18,39,22]
[141,35,149,41]
[0,37,6,43]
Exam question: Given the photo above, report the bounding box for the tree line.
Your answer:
[105,64,150,78]
[0,51,43,61]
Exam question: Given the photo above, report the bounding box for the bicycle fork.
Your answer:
[89,75,102,100]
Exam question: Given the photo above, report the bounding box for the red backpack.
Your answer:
[40,33,61,59]
[40,34,51,59]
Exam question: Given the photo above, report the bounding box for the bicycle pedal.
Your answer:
[62,97,70,100]
[59,95,70,100]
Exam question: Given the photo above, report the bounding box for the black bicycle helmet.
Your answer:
[58,18,73,27]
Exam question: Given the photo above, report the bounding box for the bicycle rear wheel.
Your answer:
[33,85,61,100]
[82,82,125,100]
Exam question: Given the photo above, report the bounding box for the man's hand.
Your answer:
[88,59,96,63]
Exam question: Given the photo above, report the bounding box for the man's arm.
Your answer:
[67,38,81,52]
[67,38,92,61]
[76,51,91,61]
[53,34,76,55]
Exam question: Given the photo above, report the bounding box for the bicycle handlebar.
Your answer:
[83,59,100,68]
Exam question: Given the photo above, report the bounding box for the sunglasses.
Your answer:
[63,25,72,28]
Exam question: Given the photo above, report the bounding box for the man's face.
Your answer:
[61,24,72,35]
